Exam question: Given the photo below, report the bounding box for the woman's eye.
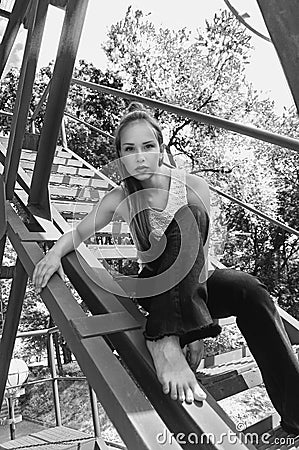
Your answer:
[145,144,154,150]
[124,147,134,152]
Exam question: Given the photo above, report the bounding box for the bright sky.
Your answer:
[2,0,295,114]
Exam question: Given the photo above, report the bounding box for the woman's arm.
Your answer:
[32,186,124,292]
[186,174,210,214]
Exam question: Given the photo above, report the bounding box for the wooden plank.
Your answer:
[71,311,141,339]
[59,146,116,189]
[50,173,65,184]
[54,200,94,214]
[88,245,137,260]
[66,158,83,167]
[69,175,93,186]
[56,149,73,159]
[32,426,92,446]
[90,178,109,189]
[20,160,35,170]
[197,361,261,401]
[21,150,37,161]
[53,156,67,165]
[78,168,95,177]
[57,165,78,175]
[50,185,79,198]
[198,346,252,370]
[0,435,44,449]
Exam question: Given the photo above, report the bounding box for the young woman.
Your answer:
[33,104,299,432]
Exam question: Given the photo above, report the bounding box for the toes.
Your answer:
[185,386,194,404]
[170,382,178,401]
[192,381,207,402]
[162,380,170,395]
[178,385,185,403]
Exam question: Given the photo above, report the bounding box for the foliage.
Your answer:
[102,6,299,316]
[64,60,125,170]
[103,7,252,165]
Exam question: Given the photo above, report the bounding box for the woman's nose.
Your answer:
[136,149,145,162]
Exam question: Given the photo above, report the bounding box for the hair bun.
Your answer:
[127,101,146,114]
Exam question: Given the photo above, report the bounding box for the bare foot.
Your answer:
[146,335,207,403]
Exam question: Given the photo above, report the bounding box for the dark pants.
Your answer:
[137,204,299,431]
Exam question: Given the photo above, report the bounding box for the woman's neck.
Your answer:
[140,166,171,190]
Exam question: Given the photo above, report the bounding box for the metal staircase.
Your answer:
[0,1,299,449]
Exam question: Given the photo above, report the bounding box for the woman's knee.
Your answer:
[236,271,273,310]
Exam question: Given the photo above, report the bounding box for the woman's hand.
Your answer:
[32,251,65,294]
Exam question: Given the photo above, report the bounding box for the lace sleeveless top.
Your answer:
[148,168,188,240]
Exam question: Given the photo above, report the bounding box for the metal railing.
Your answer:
[53,84,299,239]
[0,327,123,446]
[5,77,299,240]
[71,78,299,153]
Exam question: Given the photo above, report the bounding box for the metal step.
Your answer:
[197,345,299,401]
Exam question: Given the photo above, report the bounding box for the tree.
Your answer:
[103,7,299,318]
[103,7,252,165]
[64,60,125,172]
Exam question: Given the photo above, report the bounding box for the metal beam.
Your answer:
[4,0,49,200]
[28,0,90,218]
[71,78,299,154]
[257,0,299,112]
[0,9,10,20]
[0,257,28,406]
[0,0,31,78]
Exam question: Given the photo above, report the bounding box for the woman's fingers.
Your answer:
[32,255,64,293]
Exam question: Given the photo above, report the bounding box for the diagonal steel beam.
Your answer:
[0,0,31,78]
[4,0,49,200]
[257,0,299,112]
[28,0,90,218]
[0,257,28,405]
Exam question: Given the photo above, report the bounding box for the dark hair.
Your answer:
[115,102,163,251]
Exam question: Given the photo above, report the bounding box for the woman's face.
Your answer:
[119,120,162,181]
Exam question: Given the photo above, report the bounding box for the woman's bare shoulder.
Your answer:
[185,173,210,211]
[105,185,126,202]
